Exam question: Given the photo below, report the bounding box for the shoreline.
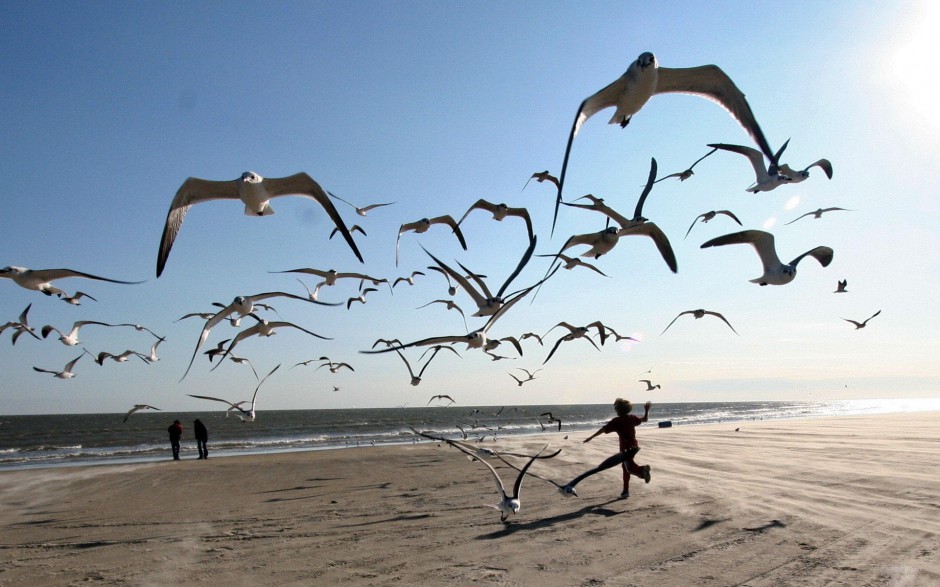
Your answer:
[1,411,939,585]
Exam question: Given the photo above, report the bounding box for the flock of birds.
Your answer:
[2,51,880,521]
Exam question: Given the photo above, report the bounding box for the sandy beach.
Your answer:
[1,412,938,586]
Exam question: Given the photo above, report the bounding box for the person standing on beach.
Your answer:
[194,418,208,459]
[583,398,652,498]
[167,419,183,461]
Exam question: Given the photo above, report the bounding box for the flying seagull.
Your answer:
[660,309,738,335]
[700,229,833,286]
[396,215,467,266]
[457,199,535,243]
[0,304,42,345]
[188,364,280,422]
[709,141,792,193]
[777,159,833,184]
[33,352,88,379]
[523,170,559,191]
[427,393,456,406]
[843,310,881,330]
[328,192,395,216]
[653,147,718,184]
[684,210,743,239]
[61,291,97,305]
[784,207,854,225]
[123,404,161,423]
[835,279,848,294]
[639,379,661,391]
[0,266,143,297]
[156,171,364,277]
[554,51,776,230]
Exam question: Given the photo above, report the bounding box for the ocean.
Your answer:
[1,397,937,470]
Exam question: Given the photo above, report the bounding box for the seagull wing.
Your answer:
[709,143,768,179]
[250,364,281,409]
[29,268,144,285]
[701,230,782,276]
[428,216,468,251]
[704,311,739,335]
[157,177,239,277]
[617,222,678,273]
[788,246,834,269]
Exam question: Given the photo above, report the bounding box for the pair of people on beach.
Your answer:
[167,419,209,460]
[584,398,653,498]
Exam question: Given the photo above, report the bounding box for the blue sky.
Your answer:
[1,1,937,414]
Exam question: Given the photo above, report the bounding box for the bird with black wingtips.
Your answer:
[700,229,833,286]
[1,266,144,297]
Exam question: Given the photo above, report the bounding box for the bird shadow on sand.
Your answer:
[476,497,625,539]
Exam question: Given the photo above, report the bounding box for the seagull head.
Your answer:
[0,266,25,275]
[637,52,657,68]
[604,226,619,235]
[559,485,578,497]
[241,171,263,183]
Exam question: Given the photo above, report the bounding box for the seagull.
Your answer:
[777,159,833,184]
[423,236,538,316]
[684,210,743,239]
[314,360,355,373]
[554,51,777,229]
[188,364,280,422]
[709,141,792,193]
[33,352,87,379]
[835,279,848,294]
[94,349,149,365]
[61,291,97,305]
[639,379,661,391]
[269,267,387,289]
[122,404,161,423]
[843,310,881,330]
[509,368,542,386]
[700,229,833,286]
[539,412,563,431]
[392,346,459,386]
[181,291,327,380]
[0,266,143,297]
[396,215,468,266]
[542,321,605,364]
[534,253,610,277]
[522,170,559,191]
[519,332,545,346]
[210,314,331,367]
[41,320,117,346]
[426,265,460,296]
[457,199,535,243]
[347,287,378,309]
[330,224,367,239]
[660,309,738,335]
[156,171,363,277]
[393,271,426,288]
[411,429,555,521]
[0,304,42,345]
[653,148,718,184]
[416,299,469,331]
[427,393,456,406]
[112,323,164,339]
[328,192,395,216]
[784,207,854,225]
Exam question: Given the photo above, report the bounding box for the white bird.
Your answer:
[228,355,260,380]
[509,368,542,386]
[112,323,164,339]
[314,360,355,374]
[684,210,743,239]
[156,171,363,277]
[709,141,792,193]
[413,429,555,522]
[554,51,776,227]
[94,349,149,365]
[41,320,116,346]
[122,404,161,423]
[426,265,460,296]
[347,287,378,309]
[457,199,535,243]
[0,266,143,297]
[395,346,460,386]
[396,215,468,266]
[144,337,166,362]
[427,393,456,405]
[843,310,881,330]
[416,299,469,331]
[777,159,833,184]
[534,253,609,277]
[0,304,42,345]
[661,309,738,336]
[503,447,639,498]
[61,291,97,305]
[329,224,366,239]
[33,352,87,379]
[181,291,326,380]
[542,321,606,364]
[188,364,280,422]
[835,279,848,294]
[653,148,718,184]
[639,379,661,391]
[328,192,396,216]
[784,207,854,226]
[700,229,833,286]
[523,170,560,191]
[393,271,426,288]
[270,267,386,289]
[210,314,331,367]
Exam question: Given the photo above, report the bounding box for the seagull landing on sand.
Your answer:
[554,51,776,230]
[156,172,363,277]
[843,310,881,330]
[188,364,280,422]
[411,429,557,522]
[397,215,467,266]
[700,229,833,286]
[639,379,661,391]
[0,266,143,297]
[123,404,161,423]
[784,207,854,226]
[661,309,738,336]
[685,210,742,239]
[653,148,718,184]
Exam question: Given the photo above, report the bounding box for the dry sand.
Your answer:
[1,412,938,586]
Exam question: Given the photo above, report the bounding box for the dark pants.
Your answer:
[196,439,208,459]
[171,440,181,460]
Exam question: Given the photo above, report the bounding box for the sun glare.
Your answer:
[891,2,940,130]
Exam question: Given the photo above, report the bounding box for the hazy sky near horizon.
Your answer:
[1,1,937,415]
